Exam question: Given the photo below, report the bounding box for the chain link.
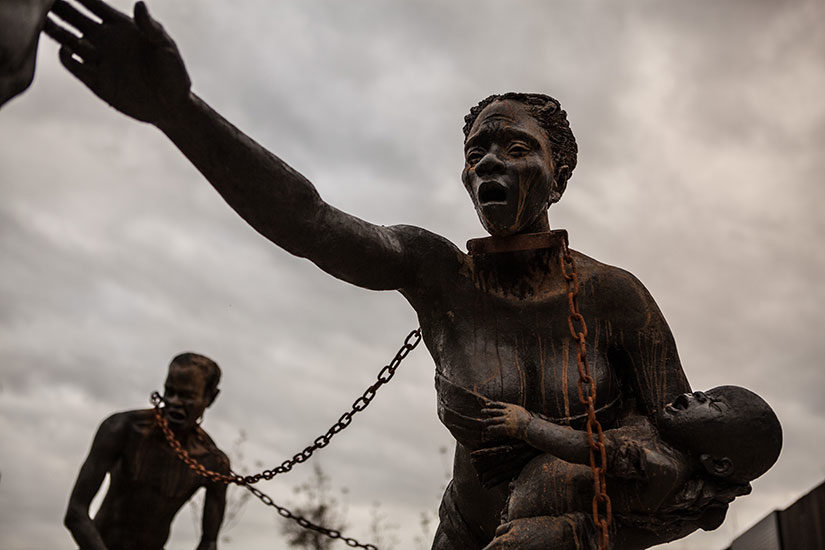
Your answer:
[243,484,378,550]
[150,416,379,548]
[560,239,612,550]
[151,328,422,486]
[150,328,421,549]
[151,247,611,547]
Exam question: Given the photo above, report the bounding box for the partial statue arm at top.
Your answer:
[44,0,442,291]
[64,412,127,550]
[0,0,53,107]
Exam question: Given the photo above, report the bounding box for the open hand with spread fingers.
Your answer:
[481,401,533,440]
[43,0,190,123]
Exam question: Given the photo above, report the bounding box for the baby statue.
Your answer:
[477,386,782,549]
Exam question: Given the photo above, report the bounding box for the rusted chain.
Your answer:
[242,484,378,549]
[560,239,612,550]
[152,418,379,548]
[151,328,422,549]
[151,327,422,486]
[151,412,383,549]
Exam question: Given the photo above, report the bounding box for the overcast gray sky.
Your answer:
[1,0,824,549]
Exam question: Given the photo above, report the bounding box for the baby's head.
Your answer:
[658,386,782,484]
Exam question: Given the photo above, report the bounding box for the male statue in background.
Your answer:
[46,2,704,548]
[64,353,229,550]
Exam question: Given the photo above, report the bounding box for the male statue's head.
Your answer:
[659,386,782,484]
[462,93,578,237]
[162,352,222,431]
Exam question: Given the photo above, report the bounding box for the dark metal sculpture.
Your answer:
[0,0,53,107]
[479,387,781,549]
[44,2,782,548]
[64,353,229,550]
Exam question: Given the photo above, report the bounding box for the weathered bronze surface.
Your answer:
[479,387,781,549]
[64,353,229,550]
[43,2,782,548]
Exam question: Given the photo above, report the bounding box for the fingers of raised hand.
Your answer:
[44,17,100,65]
[43,16,75,45]
[52,0,100,35]
[46,1,103,65]
[57,45,96,86]
[133,1,166,44]
[75,0,124,22]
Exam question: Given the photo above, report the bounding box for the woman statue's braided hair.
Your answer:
[463,93,578,190]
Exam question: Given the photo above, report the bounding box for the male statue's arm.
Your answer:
[44,0,435,291]
[64,413,126,550]
[196,479,227,550]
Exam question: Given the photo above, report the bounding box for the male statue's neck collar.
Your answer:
[466,230,568,255]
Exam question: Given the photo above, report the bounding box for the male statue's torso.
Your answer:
[93,410,227,550]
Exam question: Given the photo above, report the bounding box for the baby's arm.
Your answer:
[482,402,683,485]
[482,401,601,466]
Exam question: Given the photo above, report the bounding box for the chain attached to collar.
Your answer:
[560,238,612,549]
[152,238,611,547]
[151,328,421,550]
[150,328,422,485]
